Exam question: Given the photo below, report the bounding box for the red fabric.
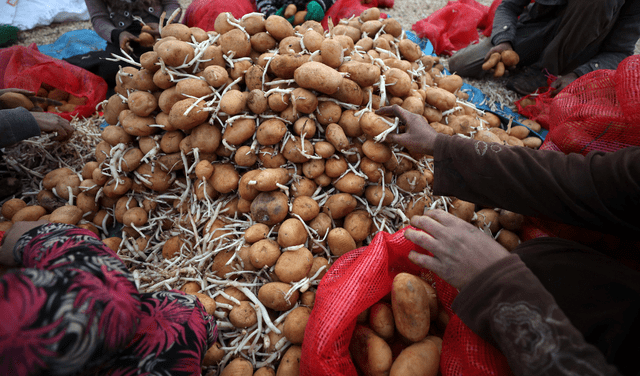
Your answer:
[183,0,390,32]
[0,45,107,121]
[300,226,512,376]
[519,55,640,271]
[183,0,258,32]
[411,0,501,56]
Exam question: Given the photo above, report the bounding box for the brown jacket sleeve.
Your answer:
[432,134,640,236]
[452,254,622,376]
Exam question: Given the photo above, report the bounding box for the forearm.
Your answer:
[0,108,41,147]
[256,0,279,16]
[452,255,622,376]
[85,0,117,42]
[432,134,640,235]
[162,0,182,21]
[491,0,530,46]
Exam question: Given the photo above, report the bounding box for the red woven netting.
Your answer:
[0,45,107,121]
[411,0,501,56]
[519,55,640,270]
[300,226,513,376]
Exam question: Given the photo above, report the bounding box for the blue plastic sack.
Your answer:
[38,29,106,60]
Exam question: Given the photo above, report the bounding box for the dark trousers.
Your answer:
[448,0,625,77]
[515,237,640,375]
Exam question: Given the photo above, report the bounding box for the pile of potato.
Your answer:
[351,273,443,376]
[0,7,537,374]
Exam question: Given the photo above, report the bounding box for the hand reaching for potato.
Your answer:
[376,105,438,156]
[404,210,511,290]
[31,112,75,142]
[482,43,520,77]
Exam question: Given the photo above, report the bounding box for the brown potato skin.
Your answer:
[350,325,393,376]
[392,273,431,343]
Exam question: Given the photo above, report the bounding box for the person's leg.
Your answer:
[515,237,640,375]
[540,0,624,75]
[447,37,494,78]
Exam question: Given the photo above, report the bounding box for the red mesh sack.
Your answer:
[411,0,490,56]
[183,0,257,32]
[479,0,502,37]
[300,227,513,376]
[0,45,107,121]
[321,0,387,30]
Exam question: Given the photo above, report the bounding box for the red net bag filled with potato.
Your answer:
[0,45,107,121]
[300,227,513,376]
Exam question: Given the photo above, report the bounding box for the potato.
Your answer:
[247,89,269,114]
[220,358,253,376]
[245,223,270,243]
[224,117,256,146]
[283,306,311,345]
[136,163,172,192]
[498,209,524,231]
[277,345,302,375]
[102,237,122,252]
[369,302,395,341]
[523,136,543,149]
[397,38,422,62]
[331,78,364,106]
[281,137,314,163]
[192,292,217,315]
[360,112,391,139]
[55,174,81,201]
[323,193,357,219]
[497,229,521,251]
[229,301,258,328]
[202,65,229,88]
[49,205,83,225]
[169,98,209,130]
[277,218,307,248]
[43,167,75,191]
[202,343,225,367]
[333,172,366,195]
[396,170,427,193]
[219,90,247,116]
[389,337,440,376]
[473,208,501,234]
[258,282,299,311]
[350,325,393,376]
[265,15,294,41]
[104,94,129,125]
[120,110,158,137]
[294,62,344,95]
[425,87,457,111]
[325,123,350,152]
[101,125,134,146]
[384,68,412,98]
[392,273,431,342]
[210,163,240,194]
[12,205,47,223]
[127,90,158,117]
[315,100,342,125]
[327,227,356,257]
[256,119,287,146]
[344,210,373,242]
[176,78,213,98]
[274,246,313,283]
[251,191,289,225]
[219,28,251,58]
[156,39,195,67]
[449,198,475,222]
[2,198,27,220]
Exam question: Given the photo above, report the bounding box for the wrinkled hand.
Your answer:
[550,72,578,97]
[484,42,513,61]
[119,31,140,51]
[142,23,161,37]
[376,105,438,156]
[32,112,74,142]
[405,210,511,290]
[0,220,49,266]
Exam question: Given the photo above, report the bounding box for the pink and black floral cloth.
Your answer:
[0,223,217,375]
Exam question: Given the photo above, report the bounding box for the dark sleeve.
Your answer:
[0,108,41,148]
[452,254,622,376]
[491,0,533,46]
[161,0,182,22]
[0,223,141,375]
[85,0,117,43]
[573,0,640,76]
[432,134,640,236]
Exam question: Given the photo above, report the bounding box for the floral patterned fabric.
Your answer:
[0,223,217,376]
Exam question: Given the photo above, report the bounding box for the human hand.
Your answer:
[376,105,438,156]
[484,42,513,61]
[550,72,578,97]
[405,210,511,290]
[142,23,161,37]
[31,112,74,142]
[0,88,36,98]
[119,31,140,51]
[0,220,49,266]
